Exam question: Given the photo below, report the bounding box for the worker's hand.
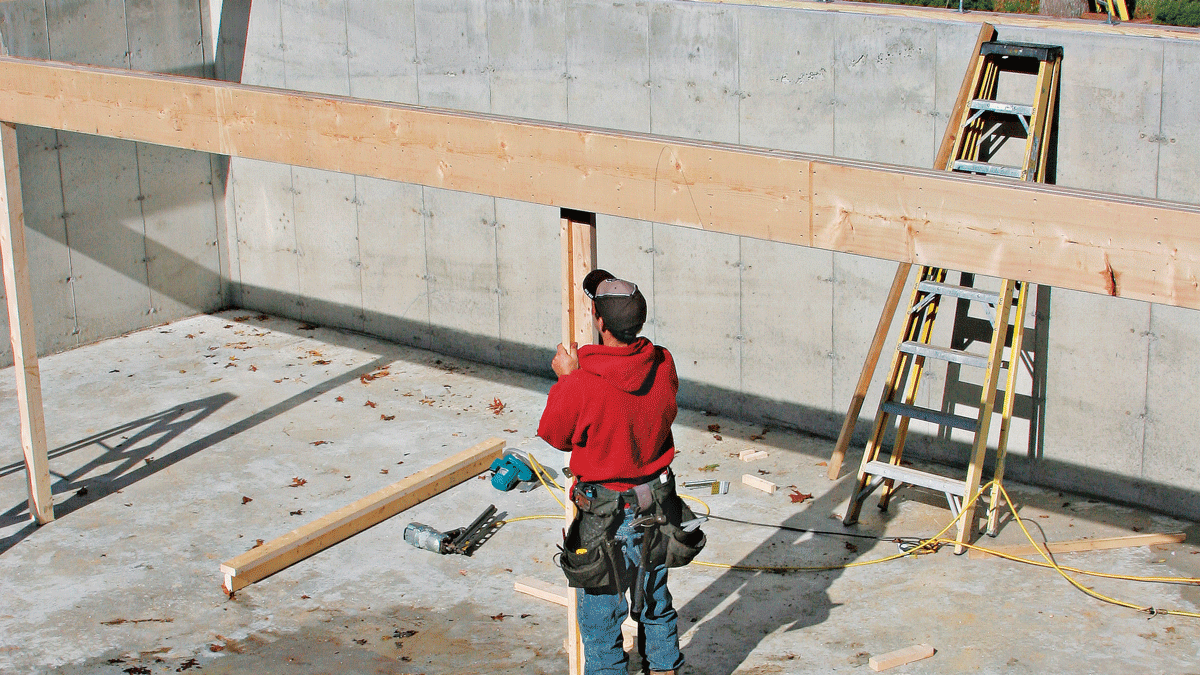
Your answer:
[552,342,579,378]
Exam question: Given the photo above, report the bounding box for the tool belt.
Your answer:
[558,471,706,590]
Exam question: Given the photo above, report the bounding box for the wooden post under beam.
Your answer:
[220,437,504,593]
[560,208,596,675]
[0,120,53,525]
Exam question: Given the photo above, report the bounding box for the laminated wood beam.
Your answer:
[220,437,504,593]
[0,56,1198,310]
[0,120,53,525]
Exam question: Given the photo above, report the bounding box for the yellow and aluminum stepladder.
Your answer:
[840,35,1062,553]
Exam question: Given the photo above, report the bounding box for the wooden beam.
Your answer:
[220,437,504,592]
[0,120,53,525]
[560,208,596,675]
[0,56,1198,310]
[967,531,1186,560]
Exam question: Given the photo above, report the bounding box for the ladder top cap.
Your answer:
[981,41,1063,61]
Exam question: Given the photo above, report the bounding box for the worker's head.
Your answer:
[583,269,646,344]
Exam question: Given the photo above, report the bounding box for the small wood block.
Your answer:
[514,577,568,606]
[738,450,769,462]
[869,644,935,671]
[621,616,638,652]
[741,474,776,494]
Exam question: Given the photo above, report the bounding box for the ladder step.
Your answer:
[917,280,1001,305]
[951,160,1023,179]
[980,41,1063,62]
[968,99,1034,117]
[898,342,989,369]
[863,460,967,497]
[881,401,979,432]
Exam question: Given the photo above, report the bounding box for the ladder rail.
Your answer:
[840,33,1060,551]
[987,281,1032,536]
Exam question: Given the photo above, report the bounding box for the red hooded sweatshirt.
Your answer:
[537,337,679,491]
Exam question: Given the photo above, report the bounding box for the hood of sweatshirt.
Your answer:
[577,337,663,394]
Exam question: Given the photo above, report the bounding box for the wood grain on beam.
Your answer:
[1,56,1198,309]
[220,437,504,592]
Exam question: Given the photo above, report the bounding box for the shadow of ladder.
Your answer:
[838,28,1063,554]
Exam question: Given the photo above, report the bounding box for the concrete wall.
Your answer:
[224,0,1200,518]
[0,0,229,363]
[3,0,1199,519]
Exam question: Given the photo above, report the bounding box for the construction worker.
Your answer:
[538,269,704,675]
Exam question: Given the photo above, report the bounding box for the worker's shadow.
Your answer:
[675,477,894,674]
[0,393,233,554]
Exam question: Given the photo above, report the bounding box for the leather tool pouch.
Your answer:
[645,476,707,568]
[558,483,623,590]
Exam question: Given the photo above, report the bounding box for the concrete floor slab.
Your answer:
[2,311,1199,674]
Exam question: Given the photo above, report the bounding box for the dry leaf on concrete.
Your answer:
[789,489,813,504]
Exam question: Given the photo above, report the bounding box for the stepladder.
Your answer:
[841,37,1062,553]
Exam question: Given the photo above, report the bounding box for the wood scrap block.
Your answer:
[869,644,934,671]
[967,532,1185,560]
[742,474,776,494]
[514,577,568,606]
[621,616,638,652]
[738,449,769,461]
[220,437,505,593]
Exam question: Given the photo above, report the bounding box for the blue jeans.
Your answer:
[576,505,685,674]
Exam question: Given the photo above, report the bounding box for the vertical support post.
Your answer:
[827,263,910,479]
[0,121,54,524]
[560,208,595,675]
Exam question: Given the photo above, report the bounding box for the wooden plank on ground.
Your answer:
[0,120,53,525]
[0,56,1198,310]
[869,644,935,671]
[220,437,505,592]
[968,532,1186,560]
[515,577,568,607]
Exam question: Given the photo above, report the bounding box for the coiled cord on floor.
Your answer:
[500,458,1200,618]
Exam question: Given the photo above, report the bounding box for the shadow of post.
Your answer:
[0,353,395,555]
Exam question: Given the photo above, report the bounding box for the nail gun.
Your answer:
[403,504,499,556]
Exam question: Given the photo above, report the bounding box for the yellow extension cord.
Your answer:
[507,455,1200,619]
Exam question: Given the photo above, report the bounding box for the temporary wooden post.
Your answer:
[0,120,53,525]
[826,263,910,479]
[560,207,596,675]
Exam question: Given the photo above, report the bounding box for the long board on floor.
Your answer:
[967,531,1186,560]
[220,437,505,592]
[0,56,1198,311]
